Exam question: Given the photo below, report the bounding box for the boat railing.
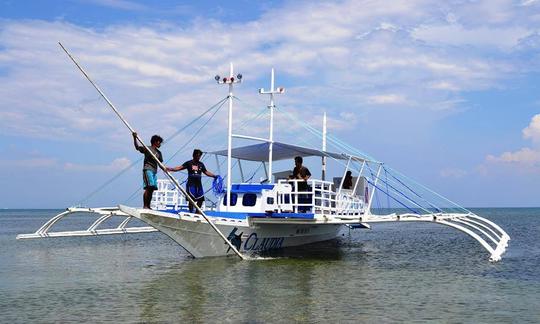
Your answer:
[152,179,218,211]
[151,179,187,210]
[278,179,365,216]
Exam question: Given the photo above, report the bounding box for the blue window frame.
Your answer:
[243,193,257,207]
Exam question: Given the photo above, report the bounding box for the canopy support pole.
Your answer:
[352,160,366,196]
[262,162,268,181]
[337,156,352,196]
[238,159,245,182]
[215,155,222,175]
[367,164,382,212]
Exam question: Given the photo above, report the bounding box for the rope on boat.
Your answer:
[279,109,455,212]
[365,178,419,215]
[275,105,469,214]
[366,164,437,214]
[212,175,225,195]
[326,132,467,213]
[384,166,443,213]
[77,96,228,206]
[167,100,228,162]
[244,162,264,183]
[124,98,267,204]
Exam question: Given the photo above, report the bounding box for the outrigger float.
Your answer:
[17,44,510,262]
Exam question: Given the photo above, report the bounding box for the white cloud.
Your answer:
[64,157,132,172]
[0,158,58,168]
[486,147,540,166]
[523,114,540,142]
[521,0,540,6]
[367,94,407,105]
[429,81,460,91]
[0,0,539,145]
[79,54,206,83]
[83,0,147,11]
[483,114,540,173]
[412,24,531,49]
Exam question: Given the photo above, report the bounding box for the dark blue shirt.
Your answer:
[182,160,207,188]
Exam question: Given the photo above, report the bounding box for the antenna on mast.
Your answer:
[215,63,242,211]
[259,68,284,183]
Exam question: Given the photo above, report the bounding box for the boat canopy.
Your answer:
[209,141,372,163]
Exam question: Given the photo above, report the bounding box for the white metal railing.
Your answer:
[277,179,365,215]
[151,179,186,210]
[151,179,218,211]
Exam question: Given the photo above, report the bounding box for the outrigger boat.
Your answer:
[17,45,510,262]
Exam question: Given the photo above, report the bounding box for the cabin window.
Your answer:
[243,193,257,207]
[222,193,238,206]
[284,194,291,204]
[267,197,274,205]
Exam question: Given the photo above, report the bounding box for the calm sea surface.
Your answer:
[1,208,539,323]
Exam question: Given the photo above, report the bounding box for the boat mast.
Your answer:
[259,68,284,183]
[322,112,327,181]
[227,64,234,211]
[216,63,242,211]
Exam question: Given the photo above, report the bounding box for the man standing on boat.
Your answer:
[292,156,311,212]
[343,170,353,190]
[132,133,163,209]
[167,149,217,213]
[293,156,311,187]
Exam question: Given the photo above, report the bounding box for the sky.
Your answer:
[0,0,539,208]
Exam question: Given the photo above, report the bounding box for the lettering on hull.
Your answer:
[225,228,285,252]
[243,233,284,251]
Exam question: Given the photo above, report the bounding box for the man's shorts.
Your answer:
[187,184,205,201]
[143,169,158,190]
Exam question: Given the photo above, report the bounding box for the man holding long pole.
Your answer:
[58,42,246,260]
[133,132,163,209]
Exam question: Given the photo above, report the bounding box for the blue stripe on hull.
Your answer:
[230,184,274,193]
[157,208,314,220]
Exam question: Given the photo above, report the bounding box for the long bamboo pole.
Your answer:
[59,42,246,260]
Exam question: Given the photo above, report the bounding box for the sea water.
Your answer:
[0,208,539,323]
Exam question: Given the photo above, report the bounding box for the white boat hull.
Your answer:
[120,206,341,258]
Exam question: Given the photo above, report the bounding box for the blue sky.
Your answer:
[1,0,539,208]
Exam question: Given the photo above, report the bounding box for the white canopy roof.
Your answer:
[209,142,369,162]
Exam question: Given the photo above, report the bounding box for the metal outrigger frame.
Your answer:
[16,207,157,239]
[344,211,511,262]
